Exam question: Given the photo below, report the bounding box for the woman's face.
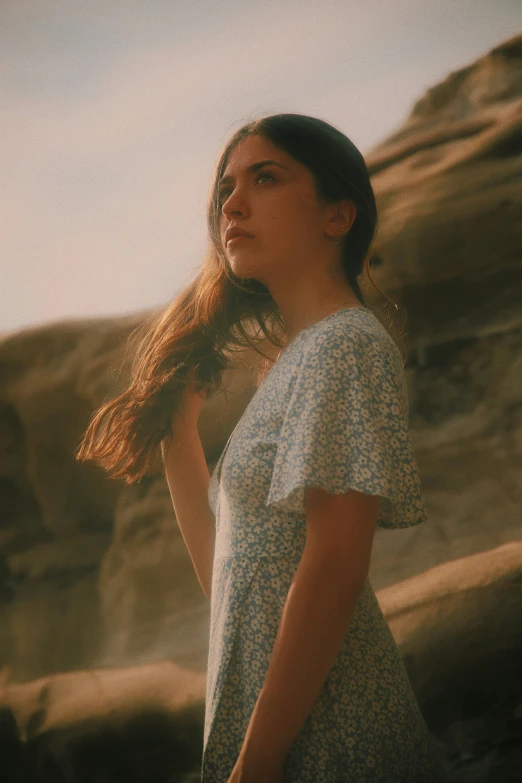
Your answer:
[217,134,336,285]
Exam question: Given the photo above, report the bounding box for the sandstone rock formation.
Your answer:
[0,35,520,688]
[0,313,255,680]
[1,541,521,780]
[1,661,206,741]
[382,540,522,780]
[0,662,205,782]
[366,33,522,586]
[367,33,522,346]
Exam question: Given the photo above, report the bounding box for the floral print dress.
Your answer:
[201,306,449,782]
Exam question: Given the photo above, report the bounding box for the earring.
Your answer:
[326,233,341,247]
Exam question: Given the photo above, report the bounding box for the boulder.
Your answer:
[1,542,520,781]
[0,662,205,782]
[379,540,522,779]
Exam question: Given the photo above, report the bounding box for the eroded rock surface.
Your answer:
[367,33,522,347]
[380,540,522,780]
[1,542,521,781]
[366,34,522,588]
[0,662,206,783]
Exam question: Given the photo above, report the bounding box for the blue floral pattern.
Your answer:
[202,306,449,782]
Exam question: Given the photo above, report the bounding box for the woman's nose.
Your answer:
[221,188,249,218]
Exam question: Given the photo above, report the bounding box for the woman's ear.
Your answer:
[325,199,357,237]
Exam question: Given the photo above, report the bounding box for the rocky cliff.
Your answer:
[366,33,522,586]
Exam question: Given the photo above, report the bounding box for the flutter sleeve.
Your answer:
[265,325,428,529]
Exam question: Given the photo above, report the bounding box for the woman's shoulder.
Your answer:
[300,306,401,368]
[294,306,410,420]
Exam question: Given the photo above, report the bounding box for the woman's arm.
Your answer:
[161,380,215,600]
[236,485,380,773]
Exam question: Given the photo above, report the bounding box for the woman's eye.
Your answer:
[256,170,275,184]
[218,189,230,204]
[218,170,275,204]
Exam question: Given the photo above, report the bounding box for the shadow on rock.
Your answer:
[16,704,203,783]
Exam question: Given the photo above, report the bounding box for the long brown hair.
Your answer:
[76,112,402,484]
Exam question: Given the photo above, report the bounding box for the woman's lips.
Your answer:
[226,235,254,246]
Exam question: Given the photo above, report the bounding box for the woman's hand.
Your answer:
[161,366,208,461]
[177,365,208,427]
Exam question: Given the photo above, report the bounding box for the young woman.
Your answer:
[77,114,450,782]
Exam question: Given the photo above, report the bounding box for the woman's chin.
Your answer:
[228,259,257,279]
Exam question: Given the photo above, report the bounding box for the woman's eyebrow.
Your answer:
[218,159,288,186]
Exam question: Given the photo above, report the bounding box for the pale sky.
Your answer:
[2,0,521,334]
